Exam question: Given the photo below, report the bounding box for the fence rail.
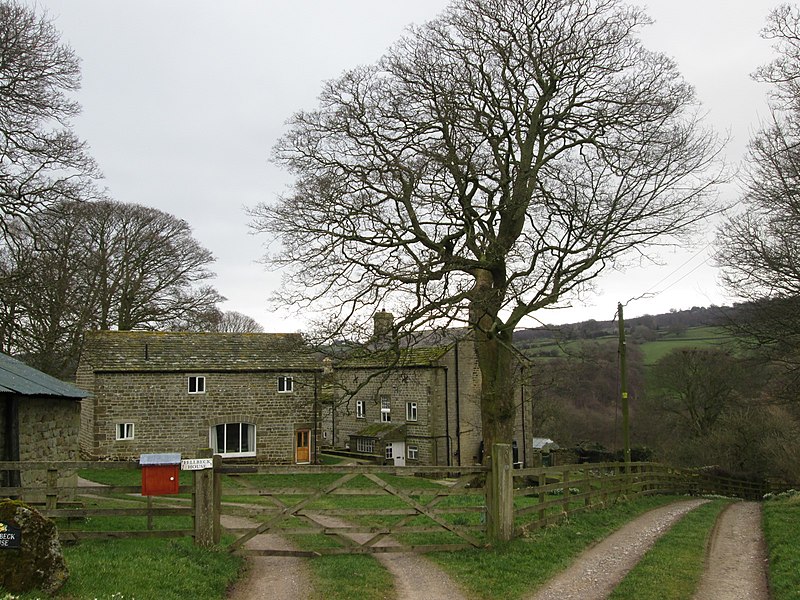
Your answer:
[0,459,195,542]
[0,452,781,553]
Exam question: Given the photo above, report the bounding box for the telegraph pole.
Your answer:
[618,302,631,464]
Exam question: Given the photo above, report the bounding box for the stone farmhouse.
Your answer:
[76,331,322,463]
[0,351,88,493]
[324,312,534,468]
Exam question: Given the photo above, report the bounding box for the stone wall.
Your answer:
[0,401,5,459]
[331,338,534,467]
[17,397,80,498]
[333,367,440,465]
[81,370,318,463]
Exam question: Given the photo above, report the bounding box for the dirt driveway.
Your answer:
[225,499,770,600]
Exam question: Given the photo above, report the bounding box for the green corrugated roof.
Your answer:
[81,331,321,372]
[0,353,89,399]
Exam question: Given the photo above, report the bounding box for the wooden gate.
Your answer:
[218,464,487,556]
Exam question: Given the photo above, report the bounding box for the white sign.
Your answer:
[180,458,214,471]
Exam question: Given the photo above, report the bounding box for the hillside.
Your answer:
[514,305,738,364]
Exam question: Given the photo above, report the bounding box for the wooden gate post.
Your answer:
[194,448,215,548]
[488,443,514,543]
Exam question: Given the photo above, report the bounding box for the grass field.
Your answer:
[5,473,800,599]
[763,490,800,600]
[638,326,735,365]
[520,325,736,366]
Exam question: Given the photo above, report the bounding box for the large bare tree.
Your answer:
[0,200,223,377]
[253,0,723,458]
[0,1,98,236]
[716,4,800,387]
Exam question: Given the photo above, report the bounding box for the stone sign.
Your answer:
[0,500,68,594]
[0,521,21,549]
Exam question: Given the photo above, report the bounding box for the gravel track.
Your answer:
[693,501,769,600]
[225,498,771,600]
[524,499,709,600]
[222,514,313,600]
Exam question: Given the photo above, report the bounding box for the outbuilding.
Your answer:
[0,352,88,492]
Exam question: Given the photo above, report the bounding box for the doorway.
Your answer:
[296,429,311,464]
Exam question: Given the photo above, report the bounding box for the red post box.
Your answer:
[139,453,182,496]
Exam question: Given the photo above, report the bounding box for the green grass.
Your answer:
[763,491,800,599]
[520,325,736,365]
[0,538,243,600]
[48,470,776,600]
[306,555,395,600]
[609,499,729,599]
[427,495,683,600]
[638,327,733,365]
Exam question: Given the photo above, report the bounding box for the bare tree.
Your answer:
[0,200,224,376]
[0,1,98,236]
[252,0,723,458]
[78,200,223,331]
[716,4,800,383]
[649,348,753,438]
[210,311,265,333]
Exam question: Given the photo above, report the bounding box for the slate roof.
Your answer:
[0,352,89,399]
[337,346,450,369]
[80,331,321,372]
[351,423,407,441]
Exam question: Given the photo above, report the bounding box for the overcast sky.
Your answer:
[30,0,782,331]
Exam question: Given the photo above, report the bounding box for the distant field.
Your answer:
[639,327,735,365]
[519,326,737,366]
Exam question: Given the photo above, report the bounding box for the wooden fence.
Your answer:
[0,449,778,554]
[0,460,196,542]
[218,462,488,556]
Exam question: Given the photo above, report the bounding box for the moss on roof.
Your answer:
[80,330,320,372]
[337,345,449,368]
[351,423,407,439]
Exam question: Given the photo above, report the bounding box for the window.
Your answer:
[356,438,374,453]
[188,375,205,394]
[406,401,418,422]
[407,445,418,461]
[116,423,134,440]
[385,443,393,460]
[277,376,294,393]
[356,400,366,419]
[380,395,391,423]
[210,423,256,457]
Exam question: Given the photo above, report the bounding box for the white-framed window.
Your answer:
[407,445,418,461]
[188,375,206,394]
[277,376,294,393]
[210,423,256,457]
[385,443,393,460]
[116,423,134,440]
[356,400,366,419]
[356,438,374,453]
[406,401,418,422]
[380,395,391,423]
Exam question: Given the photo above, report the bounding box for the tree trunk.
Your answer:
[470,268,517,453]
[470,270,517,543]
[474,326,516,452]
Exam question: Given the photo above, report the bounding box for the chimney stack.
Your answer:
[373,310,394,339]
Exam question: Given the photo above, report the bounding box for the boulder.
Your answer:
[0,499,68,595]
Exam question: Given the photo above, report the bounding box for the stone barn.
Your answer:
[0,352,88,492]
[77,331,323,463]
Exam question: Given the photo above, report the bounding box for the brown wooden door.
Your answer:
[296,429,310,463]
